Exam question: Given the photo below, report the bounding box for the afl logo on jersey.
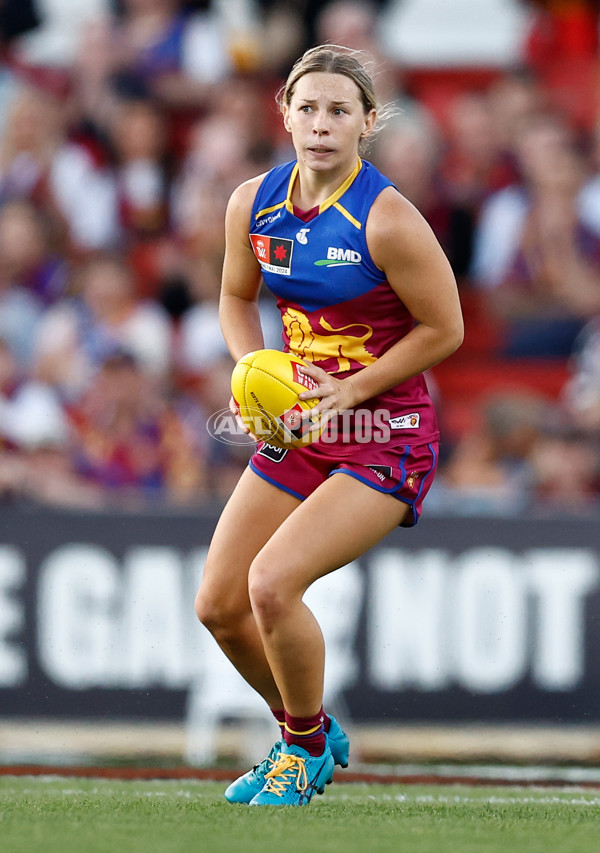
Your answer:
[250,234,293,276]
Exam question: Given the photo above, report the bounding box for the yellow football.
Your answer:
[231,349,322,448]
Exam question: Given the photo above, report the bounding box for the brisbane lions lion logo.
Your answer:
[282,307,376,371]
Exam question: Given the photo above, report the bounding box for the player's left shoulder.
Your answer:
[366,185,441,269]
[368,185,429,236]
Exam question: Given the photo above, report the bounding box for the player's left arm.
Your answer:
[300,186,464,412]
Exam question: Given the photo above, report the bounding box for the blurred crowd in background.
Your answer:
[0,0,600,514]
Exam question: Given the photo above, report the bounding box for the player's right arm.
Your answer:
[220,175,266,363]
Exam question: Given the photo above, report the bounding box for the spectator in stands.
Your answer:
[106,96,171,240]
[172,78,275,250]
[175,254,233,380]
[472,111,600,286]
[109,0,232,110]
[169,79,276,327]
[0,336,105,507]
[177,350,258,501]
[68,348,204,506]
[166,90,281,384]
[577,117,600,237]
[0,84,65,207]
[0,199,68,305]
[526,309,600,507]
[528,421,600,510]
[372,115,475,280]
[563,316,600,433]
[441,90,517,216]
[0,240,44,370]
[0,338,28,500]
[33,253,173,400]
[478,113,600,357]
[487,68,549,159]
[101,94,174,293]
[176,251,281,382]
[0,83,119,251]
[168,77,283,375]
[539,315,600,502]
[65,15,122,151]
[437,390,552,513]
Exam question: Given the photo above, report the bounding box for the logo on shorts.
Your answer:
[406,471,419,489]
[257,443,289,463]
[250,234,293,275]
[388,413,420,430]
[368,465,393,482]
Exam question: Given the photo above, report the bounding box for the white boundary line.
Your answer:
[357,762,600,784]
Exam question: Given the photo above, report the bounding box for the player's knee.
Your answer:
[194,586,216,629]
[194,586,242,636]
[248,560,287,628]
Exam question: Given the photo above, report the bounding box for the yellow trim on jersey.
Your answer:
[320,158,362,213]
[285,163,299,214]
[332,201,362,230]
[254,200,286,220]
[256,160,364,222]
[282,158,363,219]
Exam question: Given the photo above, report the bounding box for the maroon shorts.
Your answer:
[249,439,439,528]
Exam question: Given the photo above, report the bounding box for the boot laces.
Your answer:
[263,753,308,797]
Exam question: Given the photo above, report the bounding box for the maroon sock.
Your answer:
[271,708,286,740]
[284,707,327,756]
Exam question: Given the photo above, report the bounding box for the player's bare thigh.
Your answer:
[249,473,409,601]
[196,466,302,617]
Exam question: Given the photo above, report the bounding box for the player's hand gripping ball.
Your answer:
[231,349,323,448]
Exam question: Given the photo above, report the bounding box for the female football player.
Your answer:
[195,44,463,806]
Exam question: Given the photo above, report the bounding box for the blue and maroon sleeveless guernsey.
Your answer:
[249,158,439,452]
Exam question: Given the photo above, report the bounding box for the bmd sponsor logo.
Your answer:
[314,247,362,267]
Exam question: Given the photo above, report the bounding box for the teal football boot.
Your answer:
[249,742,334,806]
[224,739,283,804]
[327,714,350,768]
[224,714,349,803]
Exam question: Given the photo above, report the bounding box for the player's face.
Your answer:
[283,72,375,174]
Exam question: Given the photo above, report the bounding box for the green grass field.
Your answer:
[2,775,599,853]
